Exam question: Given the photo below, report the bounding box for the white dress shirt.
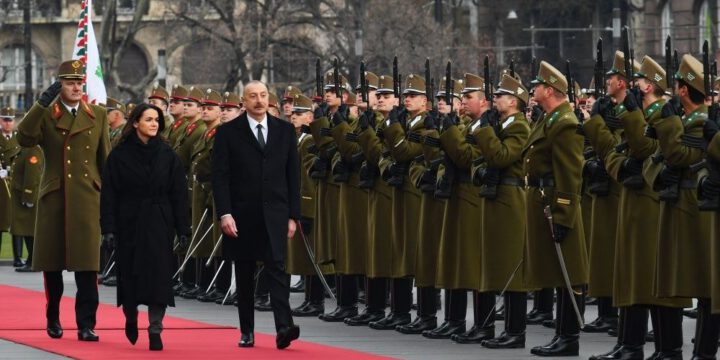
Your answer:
[61,101,79,116]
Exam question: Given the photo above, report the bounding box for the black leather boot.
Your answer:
[691,299,720,360]
[319,275,358,322]
[423,289,466,339]
[12,236,25,267]
[527,288,554,325]
[452,291,496,344]
[481,291,526,349]
[652,305,684,360]
[397,287,439,334]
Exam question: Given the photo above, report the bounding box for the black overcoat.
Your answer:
[100,134,191,307]
[211,113,300,262]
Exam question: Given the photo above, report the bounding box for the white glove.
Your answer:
[0,169,8,179]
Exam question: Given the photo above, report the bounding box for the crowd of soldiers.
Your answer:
[2,36,720,358]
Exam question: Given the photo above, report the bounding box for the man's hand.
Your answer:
[0,169,7,179]
[38,81,61,108]
[287,219,297,238]
[221,215,238,238]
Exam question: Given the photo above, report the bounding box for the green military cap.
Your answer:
[494,73,529,104]
[221,92,242,108]
[0,107,15,119]
[283,85,302,101]
[170,84,188,101]
[634,55,667,90]
[202,89,222,106]
[185,86,204,103]
[403,74,425,95]
[105,97,126,115]
[57,59,85,80]
[292,94,313,112]
[355,71,380,91]
[606,51,641,79]
[269,92,280,108]
[674,53,706,95]
[376,75,394,95]
[436,77,464,99]
[462,73,485,94]
[323,71,349,92]
[531,60,568,94]
[148,83,169,103]
[500,68,522,82]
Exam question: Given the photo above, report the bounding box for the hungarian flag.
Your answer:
[71,0,107,105]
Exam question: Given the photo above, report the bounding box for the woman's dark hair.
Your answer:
[119,103,166,143]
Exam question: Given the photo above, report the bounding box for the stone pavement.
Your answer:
[0,264,699,359]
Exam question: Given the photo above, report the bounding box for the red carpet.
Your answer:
[0,285,396,359]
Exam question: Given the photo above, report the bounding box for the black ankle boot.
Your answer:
[125,321,138,345]
[530,335,579,357]
[149,333,163,351]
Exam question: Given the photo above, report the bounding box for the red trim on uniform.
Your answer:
[52,103,63,120]
[202,100,221,106]
[29,156,38,164]
[186,96,202,103]
[172,119,186,130]
[185,122,199,136]
[206,127,218,140]
[80,100,95,119]
[148,95,168,102]
[220,103,241,108]
[170,96,187,101]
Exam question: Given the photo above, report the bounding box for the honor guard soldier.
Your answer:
[168,85,190,146]
[10,140,43,273]
[282,86,303,122]
[287,94,326,316]
[353,74,397,327]
[125,103,136,121]
[645,53,712,360]
[17,59,111,342]
[268,92,281,118]
[106,97,127,149]
[0,107,21,266]
[220,92,243,123]
[471,72,531,349]
[147,84,171,136]
[525,61,588,357]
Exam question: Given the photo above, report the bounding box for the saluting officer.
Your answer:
[18,60,111,341]
[524,61,588,357]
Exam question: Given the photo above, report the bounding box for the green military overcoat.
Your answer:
[190,125,219,258]
[168,117,188,148]
[309,116,338,268]
[0,132,20,231]
[522,102,588,288]
[286,132,318,275]
[10,146,43,237]
[18,99,110,271]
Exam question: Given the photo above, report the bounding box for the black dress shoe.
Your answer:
[290,278,305,293]
[589,343,622,360]
[78,328,99,341]
[13,259,25,267]
[197,289,224,303]
[586,297,598,305]
[15,264,35,272]
[216,291,234,305]
[480,332,525,349]
[530,335,579,357]
[293,302,324,317]
[396,316,437,334]
[583,316,619,333]
[180,285,202,299]
[238,333,254,348]
[608,326,619,337]
[526,309,553,325]
[591,345,643,360]
[422,320,466,339]
[125,321,138,345]
[652,350,683,360]
[276,325,300,349]
[149,333,163,351]
[451,325,495,344]
[368,313,411,330]
[47,320,63,339]
[542,318,556,329]
[254,296,272,311]
[102,275,117,287]
[344,310,385,326]
[318,306,358,322]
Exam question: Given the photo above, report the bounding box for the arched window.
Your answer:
[0,45,46,110]
[661,1,672,43]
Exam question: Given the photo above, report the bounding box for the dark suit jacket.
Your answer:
[212,112,301,262]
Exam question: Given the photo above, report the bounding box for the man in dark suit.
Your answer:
[212,80,301,349]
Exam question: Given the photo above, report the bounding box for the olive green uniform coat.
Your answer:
[0,132,20,231]
[435,119,483,290]
[18,100,111,271]
[10,146,43,236]
[174,119,207,174]
[474,113,529,292]
[309,116,339,268]
[383,113,427,278]
[286,132,318,275]
[582,106,624,298]
[168,118,189,148]
[651,106,711,299]
[358,113,394,278]
[522,102,588,288]
[190,124,220,258]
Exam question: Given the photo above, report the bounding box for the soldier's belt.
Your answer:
[526,176,555,188]
[681,134,707,149]
[680,179,698,189]
[499,177,526,187]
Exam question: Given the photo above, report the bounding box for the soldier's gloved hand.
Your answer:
[388,106,407,126]
[332,104,349,126]
[483,108,501,128]
[710,103,720,123]
[624,88,642,112]
[313,102,329,119]
[661,96,683,118]
[102,233,116,251]
[442,112,459,130]
[177,235,189,251]
[38,81,62,108]
[552,223,568,243]
[359,108,375,131]
[530,105,544,123]
[704,116,720,143]
[424,109,439,130]
[0,169,7,179]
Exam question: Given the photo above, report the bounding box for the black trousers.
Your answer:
[235,260,293,334]
[43,271,99,330]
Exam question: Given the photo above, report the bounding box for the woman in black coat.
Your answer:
[100,103,190,351]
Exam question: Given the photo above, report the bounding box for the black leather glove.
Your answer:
[177,234,189,251]
[313,102,329,119]
[359,109,375,131]
[624,88,643,112]
[479,108,500,128]
[530,105,544,123]
[424,109,439,130]
[621,157,643,176]
[332,104,349,126]
[388,106,407,126]
[442,112,459,130]
[38,81,62,107]
[552,223,568,243]
[102,233,116,251]
[590,96,612,118]
[574,108,585,122]
[661,96,683,118]
[583,159,603,178]
[704,116,720,143]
